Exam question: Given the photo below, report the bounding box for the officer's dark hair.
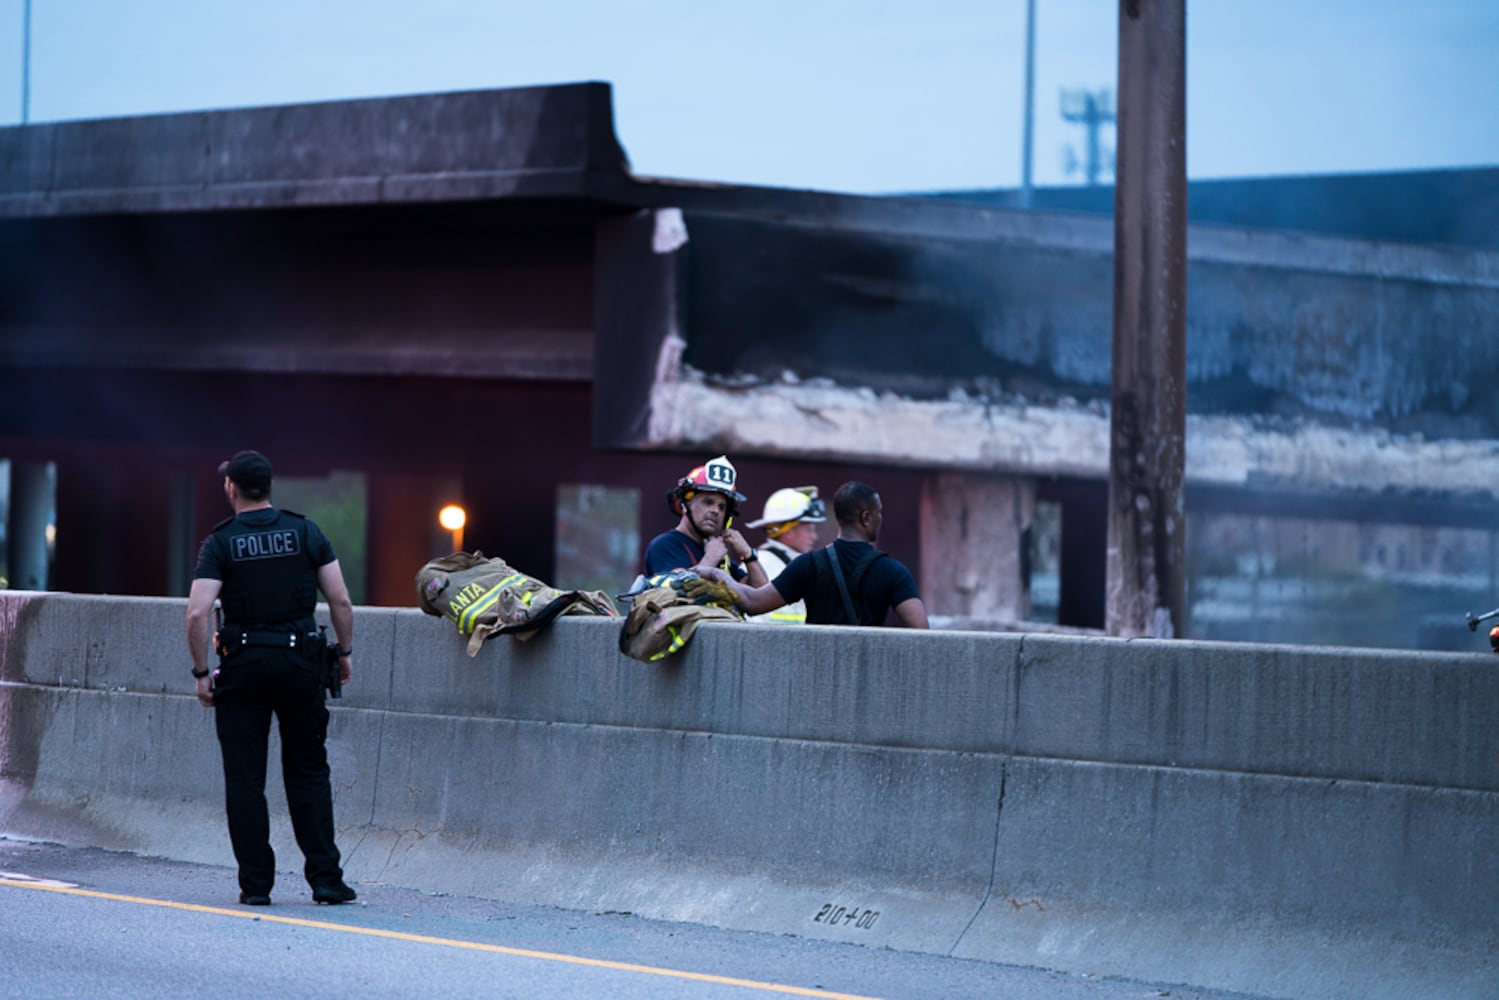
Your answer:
[833,481,880,527]
[238,483,271,502]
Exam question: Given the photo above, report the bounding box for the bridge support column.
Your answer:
[8,460,54,591]
[918,473,1033,623]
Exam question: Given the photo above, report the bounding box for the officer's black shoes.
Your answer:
[312,881,357,905]
[238,891,272,906]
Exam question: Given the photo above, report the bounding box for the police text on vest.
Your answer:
[232,530,301,561]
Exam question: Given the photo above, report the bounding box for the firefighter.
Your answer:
[642,455,769,588]
[744,486,827,624]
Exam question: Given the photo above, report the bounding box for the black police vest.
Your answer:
[213,509,319,627]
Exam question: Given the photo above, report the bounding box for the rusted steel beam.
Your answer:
[1107,0,1187,637]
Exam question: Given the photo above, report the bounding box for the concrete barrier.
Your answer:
[2,591,1496,998]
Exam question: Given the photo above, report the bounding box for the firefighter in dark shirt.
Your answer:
[184,450,358,907]
[642,455,769,587]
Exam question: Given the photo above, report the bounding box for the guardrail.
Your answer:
[2,591,1495,999]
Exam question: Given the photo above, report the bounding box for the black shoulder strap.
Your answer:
[847,549,888,591]
[765,541,796,565]
[820,546,859,625]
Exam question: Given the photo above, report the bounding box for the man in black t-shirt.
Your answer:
[705,481,929,628]
[184,449,359,908]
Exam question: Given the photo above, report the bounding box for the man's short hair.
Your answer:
[219,450,273,501]
[833,481,880,527]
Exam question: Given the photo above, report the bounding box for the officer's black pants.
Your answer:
[213,645,343,896]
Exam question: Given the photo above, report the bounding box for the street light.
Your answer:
[438,504,466,553]
[21,0,31,124]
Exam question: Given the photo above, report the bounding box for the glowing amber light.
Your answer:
[438,505,467,531]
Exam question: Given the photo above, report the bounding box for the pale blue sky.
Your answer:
[2,1,1496,194]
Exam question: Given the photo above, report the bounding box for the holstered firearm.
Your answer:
[212,603,226,660]
[320,626,342,699]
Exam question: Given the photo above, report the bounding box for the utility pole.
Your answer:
[1106,0,1187,638]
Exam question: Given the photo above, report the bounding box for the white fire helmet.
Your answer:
[746,486,826,529]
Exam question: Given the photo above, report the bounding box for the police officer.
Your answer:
[184,450,358,907]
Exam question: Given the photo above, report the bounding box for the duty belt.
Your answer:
[217,627,320,658]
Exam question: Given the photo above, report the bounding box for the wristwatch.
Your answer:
[191,666,211,679]
[330,644,352,658]
[741,552,759,564]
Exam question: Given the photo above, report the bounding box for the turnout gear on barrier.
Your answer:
[617,569,742,662]
[188,449,358,906]
[416,551,618,657]
[620,568,740,609]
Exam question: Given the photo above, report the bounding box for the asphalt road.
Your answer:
[0,837,1263,1000]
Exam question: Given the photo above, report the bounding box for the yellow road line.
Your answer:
[0,879,882,1000]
